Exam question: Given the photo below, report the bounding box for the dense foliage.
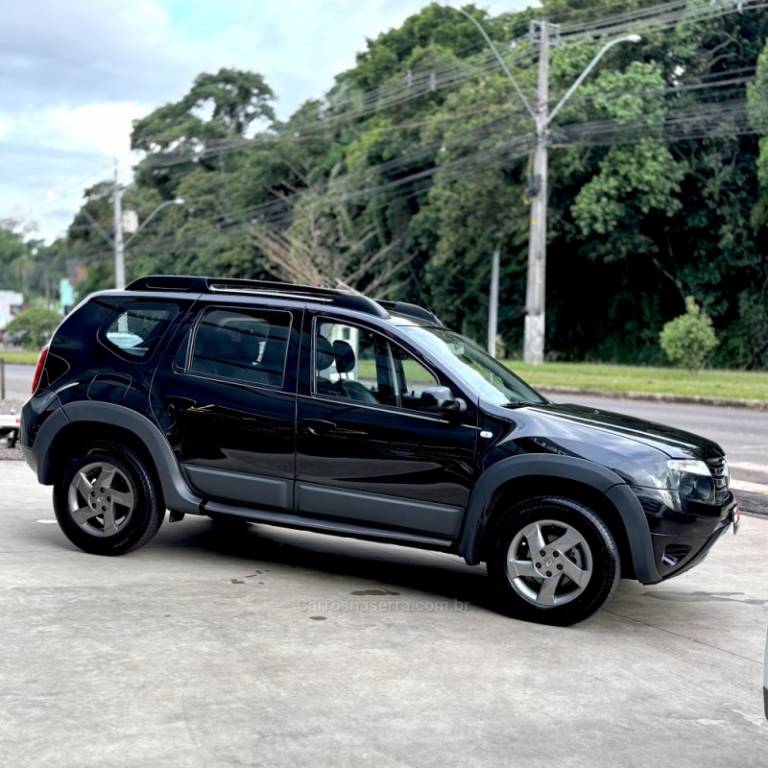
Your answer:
[5,307,62,348]
[5,1,768,367]
[0,223,63,305]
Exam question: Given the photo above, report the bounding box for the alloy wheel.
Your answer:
[67,461,135,537]
[506,519,593,607]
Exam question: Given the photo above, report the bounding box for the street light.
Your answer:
[114,195,184,289]
[86,190,183,291]
[546,34,643,126]
[123,198,184,249]
[451,6,537,122]
[444,6,642,362]
[81,171,184,290]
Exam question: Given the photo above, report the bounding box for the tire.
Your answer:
[486,496,620,626]
[53,441,164,555]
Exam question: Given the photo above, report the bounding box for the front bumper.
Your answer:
[638,490,738,581]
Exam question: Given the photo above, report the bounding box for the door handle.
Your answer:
[302,418,337,436]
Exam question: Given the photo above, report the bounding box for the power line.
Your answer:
[40,0,768,259]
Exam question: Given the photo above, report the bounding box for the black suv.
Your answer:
[21,275,739,624]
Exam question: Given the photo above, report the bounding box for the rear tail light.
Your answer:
[31,345,49,394]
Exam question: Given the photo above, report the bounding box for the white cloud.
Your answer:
[0,101,148,240]
[0,0,530,242]
[41,102,147,162]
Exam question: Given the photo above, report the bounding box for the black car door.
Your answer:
[151,296,300,512]
[295,312,478,540]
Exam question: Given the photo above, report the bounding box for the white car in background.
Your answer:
[0,412,20,448]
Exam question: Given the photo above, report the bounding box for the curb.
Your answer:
[538,386,768,411]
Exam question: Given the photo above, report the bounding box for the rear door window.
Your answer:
[189,307,292,388]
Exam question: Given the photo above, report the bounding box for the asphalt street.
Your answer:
[0,362,33,400]
[0,460,765,767]
[553,394,768,516]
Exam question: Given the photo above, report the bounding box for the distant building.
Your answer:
[0,291,23,330]
[66,259,88,286]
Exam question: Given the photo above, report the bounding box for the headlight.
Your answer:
[667,459,716,504]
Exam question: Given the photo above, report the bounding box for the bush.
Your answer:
[5,307,61,349]
[659,297,717,373]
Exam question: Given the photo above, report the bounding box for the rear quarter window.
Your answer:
[98,300,178,360]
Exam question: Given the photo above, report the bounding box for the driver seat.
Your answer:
[332,340,378,404]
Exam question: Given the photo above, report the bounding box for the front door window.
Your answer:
[314,320,438,411]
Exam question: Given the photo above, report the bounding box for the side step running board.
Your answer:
[203,500,454,550]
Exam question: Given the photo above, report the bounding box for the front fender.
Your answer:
[458,454,661,584]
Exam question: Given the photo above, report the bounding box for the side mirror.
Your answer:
[420,385,467,416]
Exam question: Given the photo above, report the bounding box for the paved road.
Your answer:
[549,394,768,516]
[0,461,765,767]
[0,362,34,400]
[552,394,768,473]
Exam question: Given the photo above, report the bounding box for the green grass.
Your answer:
[346,357,768,404]
[505,361,768,403]
[4,346,764,403]
[0,349,41,365]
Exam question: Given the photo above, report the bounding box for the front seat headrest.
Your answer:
[332,340,356,374]
[316,335,335,371]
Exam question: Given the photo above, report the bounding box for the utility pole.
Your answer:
[112,164,126,290]
[523,21,550,365]
[83,170,183,291]
[449,9,642,363]
[487,247,500,357]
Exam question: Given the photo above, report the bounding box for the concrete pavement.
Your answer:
[0,461,765,767]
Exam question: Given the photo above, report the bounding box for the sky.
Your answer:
[0,0,527,242]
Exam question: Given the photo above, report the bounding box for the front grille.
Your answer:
[706,457,730,502]
[707,457,728,477]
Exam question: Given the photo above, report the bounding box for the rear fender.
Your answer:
[32,400,202,516]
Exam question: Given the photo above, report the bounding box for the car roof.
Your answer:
[125,274,443,327]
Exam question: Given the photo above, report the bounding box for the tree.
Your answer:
[131,68,277,196]
[39,1,768,370]
[5,308,61,348]
[131,68,275,153]
[659,297,717,373]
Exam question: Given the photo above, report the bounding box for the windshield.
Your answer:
[400,326,546,407]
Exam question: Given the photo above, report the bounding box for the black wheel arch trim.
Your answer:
[33,401,202,516]
[458,454,661,584]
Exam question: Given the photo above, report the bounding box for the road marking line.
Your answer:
[36,519,57,525]
[731,479,768,496]
[729,461,768,474]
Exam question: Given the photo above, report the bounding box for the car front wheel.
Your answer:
[53,442,164,555]
[486,496,620,625]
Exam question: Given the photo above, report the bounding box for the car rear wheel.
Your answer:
[53,442,164,555]
[486,496,620,625]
